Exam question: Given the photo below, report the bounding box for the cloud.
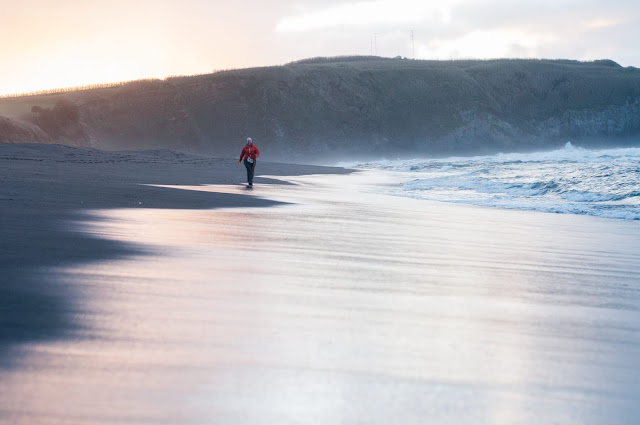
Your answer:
[2,0,640,95]
[583,18,620,29]
[276,0,457,32]
[417,28,557,60]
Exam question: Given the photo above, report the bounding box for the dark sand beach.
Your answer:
[1,144,640,424]
[0,144,346,362]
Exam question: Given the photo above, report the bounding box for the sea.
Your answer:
[349,142,640,220]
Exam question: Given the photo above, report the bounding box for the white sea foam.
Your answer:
[354,143,640,220]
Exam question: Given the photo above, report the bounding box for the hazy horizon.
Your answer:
[2,0,640,96]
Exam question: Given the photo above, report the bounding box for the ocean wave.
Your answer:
[356,143,640,220]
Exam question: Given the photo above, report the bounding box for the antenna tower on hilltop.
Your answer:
[371,33,378,56]
[411,30,415,59]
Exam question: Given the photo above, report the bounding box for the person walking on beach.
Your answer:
[238,137,260,186]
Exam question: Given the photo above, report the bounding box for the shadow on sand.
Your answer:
[0,176,284,369]
[0,143,352,368]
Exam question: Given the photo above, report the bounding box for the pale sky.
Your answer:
[1,0,639,95]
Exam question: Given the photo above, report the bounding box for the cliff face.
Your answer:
[537,100,640,138]
[2,57,640,161]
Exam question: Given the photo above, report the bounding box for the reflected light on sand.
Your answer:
[1,172,639,424]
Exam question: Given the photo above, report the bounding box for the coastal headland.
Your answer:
[2,57,640,162]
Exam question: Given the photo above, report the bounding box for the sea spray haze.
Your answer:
[354,143,640,220]
[1,57,640,161]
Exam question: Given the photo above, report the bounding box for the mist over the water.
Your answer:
[352,142,640,220]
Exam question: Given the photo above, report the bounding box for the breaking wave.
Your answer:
[354,142,640,220]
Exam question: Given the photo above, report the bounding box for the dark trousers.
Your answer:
[244,159,256,184]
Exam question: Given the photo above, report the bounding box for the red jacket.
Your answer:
[239,144,260,161]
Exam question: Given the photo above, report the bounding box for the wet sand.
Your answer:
[0,144,346,364]
[1,145,640,424]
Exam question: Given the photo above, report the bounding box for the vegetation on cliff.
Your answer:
[1,57,639,161]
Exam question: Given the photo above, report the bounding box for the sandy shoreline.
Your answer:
[0,144,348,363]
[1,144,640,424]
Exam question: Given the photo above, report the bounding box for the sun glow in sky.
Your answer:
[1,0,639,96]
